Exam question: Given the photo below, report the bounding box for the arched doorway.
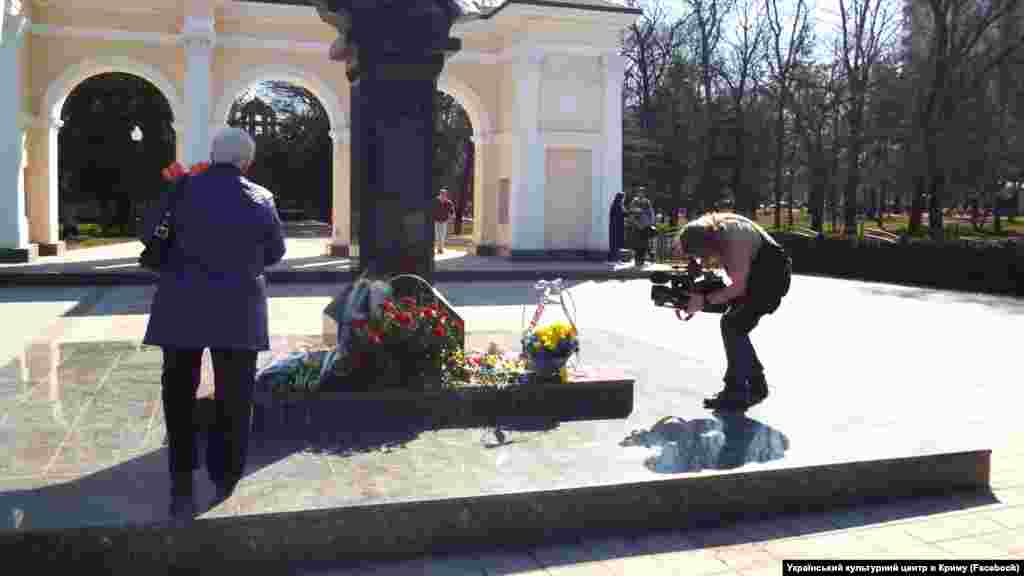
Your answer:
[57,72,175,240]
[436,73,492,252]
[434,90,474,241]
[225,80,334,232]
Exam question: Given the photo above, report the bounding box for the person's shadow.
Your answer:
[620,413,789,474]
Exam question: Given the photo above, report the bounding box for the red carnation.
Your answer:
[399,296,417,307]
[432,324,446,337]
[163,162,187,181]
[189,161,211,175]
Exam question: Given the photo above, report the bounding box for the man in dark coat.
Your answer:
[142,127,286,519]
[608,192,625,261]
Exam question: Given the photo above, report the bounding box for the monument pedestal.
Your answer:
[316,0,462,284]
[351,57,445,281]
[324,243,354,257]
[38,242,65,257]
[0,243,38,263]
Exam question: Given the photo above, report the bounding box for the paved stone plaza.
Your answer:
[0,273,1022,571]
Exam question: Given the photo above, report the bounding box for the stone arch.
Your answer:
[43,56,183,124]
[437,72,492,139]
[436,71,494,248]
[213,64,343,130]
[37,57,183,247]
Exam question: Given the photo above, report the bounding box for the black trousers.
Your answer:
[161,347,258,494]
[720,242,792,391]
[631,227,652,264]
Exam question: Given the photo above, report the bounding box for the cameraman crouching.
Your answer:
[676,212,792,412]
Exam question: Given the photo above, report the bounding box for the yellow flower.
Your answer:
[559,366,568,383]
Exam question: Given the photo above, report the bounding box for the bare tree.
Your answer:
[836,0,901,239]
[764,0,812,228]
[684,0,736,212]
[791,59,846,233]
[647,53,703,213]
[721,0,768,216]
[861,59,910,229]
[906,0,1024,237]
[622,0,691,134]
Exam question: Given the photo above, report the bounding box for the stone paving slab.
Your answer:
[0,276,1020,570]
[0,239,663,286]
[0,328,994,567]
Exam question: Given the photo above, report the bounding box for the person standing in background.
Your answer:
[608,192,625,262]
[628,192,656,266]
[434,189,455,254]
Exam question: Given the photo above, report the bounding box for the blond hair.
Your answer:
[677,212,725,257]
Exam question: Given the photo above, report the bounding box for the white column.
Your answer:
[172,122,185,163]
[32,116,61,247]
[0,9,29,251]
[182,17,215,165]
[511,50,545,254]
[597,51,625,254]
[470,132,491,248]
[327,127,352,256]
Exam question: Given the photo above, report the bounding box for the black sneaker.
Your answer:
[169,493,196,521]
[210,477,240,507]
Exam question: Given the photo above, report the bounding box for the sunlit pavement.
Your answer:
[0,277,1021,571]
[0,237,667,278]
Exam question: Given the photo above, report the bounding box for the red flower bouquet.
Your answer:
[162,161,210,182]
[335,293,465,392]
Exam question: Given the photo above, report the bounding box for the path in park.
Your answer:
[0,276,1021,571]
[0,237,663,277]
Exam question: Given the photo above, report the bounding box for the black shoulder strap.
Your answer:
[167,175,188,222]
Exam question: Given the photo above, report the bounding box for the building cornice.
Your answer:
[28,23,617,63]
[29,23,179,46]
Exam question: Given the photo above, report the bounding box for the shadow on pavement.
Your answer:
[855,285,1024,315]
[620,414,789,474]
[0,420,430,531]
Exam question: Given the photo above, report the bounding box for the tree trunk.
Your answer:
[786,158,796,228]
[843,101,864,240]
[810,181,824,231]
[772,99,786,229]
[878,180,886,229]
[731,111,747,217]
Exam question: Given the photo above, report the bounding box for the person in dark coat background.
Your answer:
[142,127,286,520]
[608,192,625,261]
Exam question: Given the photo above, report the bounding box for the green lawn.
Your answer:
[65,237,137,250]
[749,210,1023,239]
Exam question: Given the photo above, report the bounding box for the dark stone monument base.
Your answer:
[509,249,609,262]
[38,242,65,257]
[324,243,353,257]
[474,244,500,257]
[251,367,634,434]
[1,450,990,570]
[0,244,38,263]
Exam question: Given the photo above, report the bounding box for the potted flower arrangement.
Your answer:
[522,321,579,383]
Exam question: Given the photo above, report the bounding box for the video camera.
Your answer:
[650,267,729,313]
